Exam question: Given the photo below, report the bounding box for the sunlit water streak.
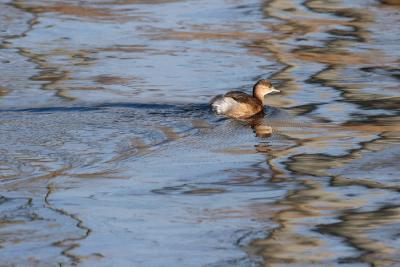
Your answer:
[0,0,399,266]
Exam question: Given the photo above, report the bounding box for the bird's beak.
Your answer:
[270,87,280,94]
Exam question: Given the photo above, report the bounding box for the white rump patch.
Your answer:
[211,97,238,115]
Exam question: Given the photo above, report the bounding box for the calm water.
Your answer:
[1,0,400,266]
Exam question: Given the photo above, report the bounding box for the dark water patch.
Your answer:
[318,205,400,266]
[0,102,211,115]
[348,97,400,111]
[360,66,400,80]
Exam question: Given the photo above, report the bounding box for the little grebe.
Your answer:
[210,79,279,119]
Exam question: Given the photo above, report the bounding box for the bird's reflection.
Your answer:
[244,112,273,138]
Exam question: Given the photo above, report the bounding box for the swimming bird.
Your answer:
[210,79,280,119]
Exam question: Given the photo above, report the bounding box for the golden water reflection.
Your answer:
[242,1,400,265]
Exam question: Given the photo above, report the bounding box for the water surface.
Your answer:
[1,0,399,266]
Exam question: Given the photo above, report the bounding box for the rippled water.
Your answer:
[1,0,399,266]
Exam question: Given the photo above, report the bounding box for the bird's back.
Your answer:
[210,91,263,119]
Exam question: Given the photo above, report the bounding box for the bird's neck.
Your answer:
[254,92,265,105]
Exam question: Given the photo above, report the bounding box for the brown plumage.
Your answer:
[210,79,280,119]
